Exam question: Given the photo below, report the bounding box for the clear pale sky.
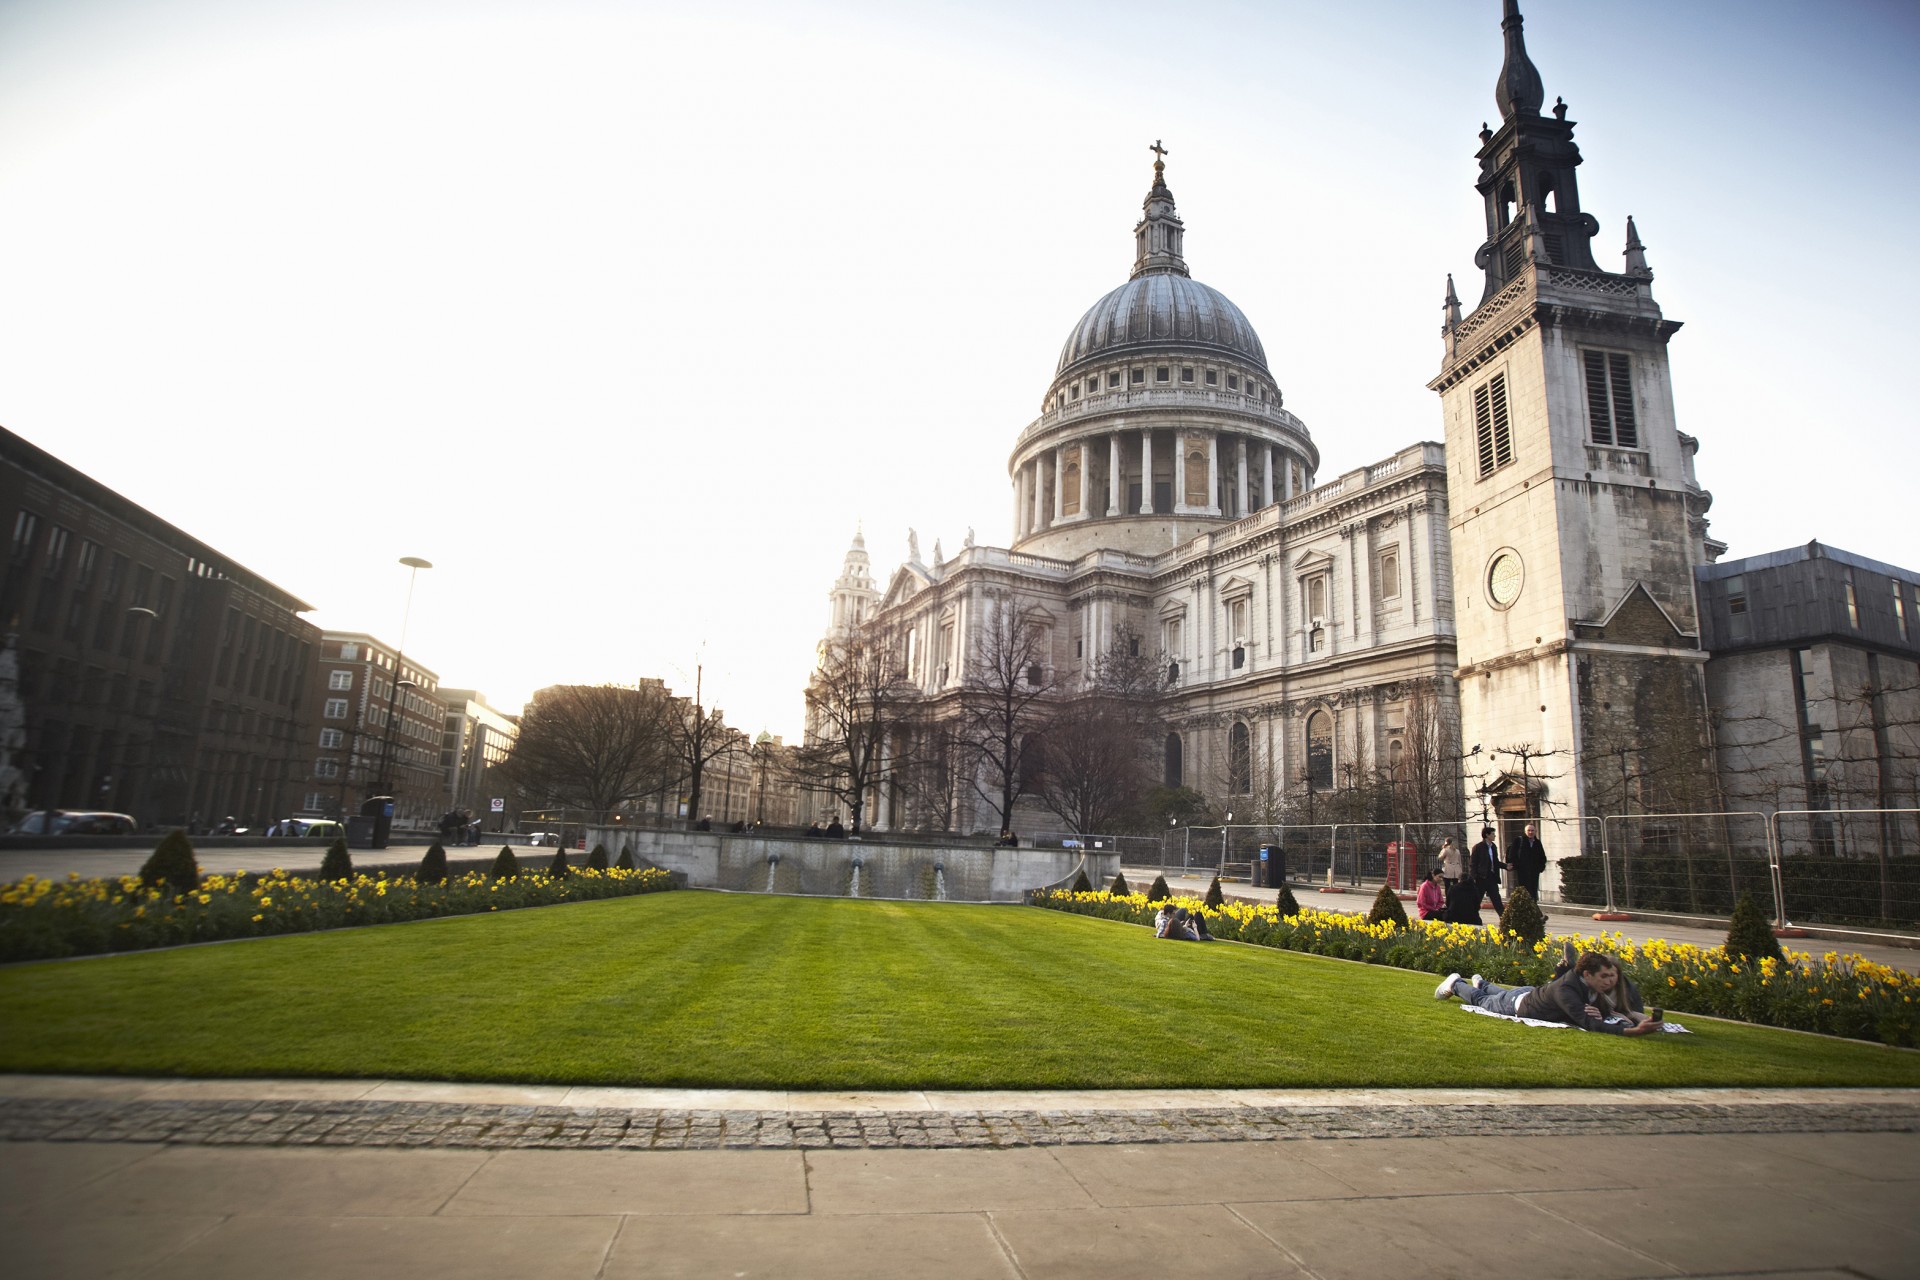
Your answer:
[2,0,1915,741]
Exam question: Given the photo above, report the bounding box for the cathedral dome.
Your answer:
[1055,273,1268,378]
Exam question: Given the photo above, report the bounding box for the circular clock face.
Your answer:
[1488,551,1523,607]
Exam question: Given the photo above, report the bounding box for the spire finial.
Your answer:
[1443,274,1462,330]
[1131,140,1189,279]
[1623,215,1651,277]
[1494,0,1545,120]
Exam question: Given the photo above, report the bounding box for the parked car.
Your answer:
[10,810,138,836]
[527,831,560,846]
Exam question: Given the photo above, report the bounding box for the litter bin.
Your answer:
[1258,844,1283,888]
[344,815,376,850]
[360,795,395,850]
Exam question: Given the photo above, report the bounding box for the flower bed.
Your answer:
[0,865,678,964]
[1033,889,1920,1049]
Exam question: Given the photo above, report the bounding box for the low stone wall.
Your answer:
[581,828,1114,903]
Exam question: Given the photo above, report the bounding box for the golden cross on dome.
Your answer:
[1149,139,1169,163]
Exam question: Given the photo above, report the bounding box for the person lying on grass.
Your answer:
[1433,951,1667,1035]
[1154,904,1214,942]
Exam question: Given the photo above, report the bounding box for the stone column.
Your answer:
[1053,446,1065,523]
[1030,458,1045,533]
[1141,430,1155,513]
[1236,438,1249,517]
[1263,448,1274,509]
[1206,433,1221,516]
[1078,443,1092,520]
[1107,435,1122,517]
[1172,437,1187,514]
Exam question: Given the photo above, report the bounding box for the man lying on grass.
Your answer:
[1434,952,1668,1036]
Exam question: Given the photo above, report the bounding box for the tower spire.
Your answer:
[1494,0,1544,120]
[1131,139,1189,279]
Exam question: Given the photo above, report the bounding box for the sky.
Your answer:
[1,0,1915,741]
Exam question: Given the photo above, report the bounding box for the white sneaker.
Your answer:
[1470,974,1485,989]
[1435,973,1462,1001]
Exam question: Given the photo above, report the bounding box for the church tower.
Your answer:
[824,528,878,644]
[1431,1,1718,862]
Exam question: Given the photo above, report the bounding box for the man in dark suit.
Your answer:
[1469,825,1505,919]
[1510,821,1549,899]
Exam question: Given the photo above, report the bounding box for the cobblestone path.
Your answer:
[4,1096,1916,1151]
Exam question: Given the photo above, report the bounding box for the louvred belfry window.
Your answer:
[1473,372,1513,478]
[1583,349,1638,447]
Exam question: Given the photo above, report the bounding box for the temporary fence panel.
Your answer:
[1589,812,1776,920]
[1769,808,1920,929]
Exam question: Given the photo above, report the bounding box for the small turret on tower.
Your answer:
[1131,140,1189,280]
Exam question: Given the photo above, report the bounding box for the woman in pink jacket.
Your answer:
[1415,867,1447,922]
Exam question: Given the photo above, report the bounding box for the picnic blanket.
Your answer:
[1461,1004,1692,1033]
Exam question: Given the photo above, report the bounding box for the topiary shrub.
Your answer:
[139,829,200,894]
[1147,875,1171,903]
[1070,867,1093,893]
[1109,872,1130,896]
[1498,885,1547,946]
[1277,883,1301,917]
[586,844,609,870]
[1204,876,1225,909]
[490,845,520,880]
[615,845,635,870]
[549,846,570,878]
[1726,890,1785,965]
[319,838,353,882]
[1368,882,1408,929]
[416,842,448,885]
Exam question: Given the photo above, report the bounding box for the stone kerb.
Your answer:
[583,827,1113,902]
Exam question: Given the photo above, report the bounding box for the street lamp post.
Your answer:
[371,556,431,842]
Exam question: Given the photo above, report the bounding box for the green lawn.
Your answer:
[1,892,1915,1089]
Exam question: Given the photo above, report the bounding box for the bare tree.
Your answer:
[499,683,678,821]
[792,622,916,834]
[1034,625,1162,834]
[1397,679,1460,846]
[955,591,1055,833]
[667,664,746,824]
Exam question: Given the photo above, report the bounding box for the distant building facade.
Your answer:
[438,689,518,829]
[311,632,448,830]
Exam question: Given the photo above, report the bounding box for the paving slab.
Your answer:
[363,1080,573,1105]
[990,1202,1310,1279]
[1232,1190,1666,1280]
[9,1210,228,1280]
[1048,1140,1363,1206]
[78,1144,488,1216]
[1520,1183,1919,1278]
[442,1148,808,1217]
[1730,1128,1920,1181]
[607,1211,1020,1279]
[135,1213,621,1280]
[0,1140,163,1214]
[806,1147,1098,1214]
[1482,1132,1877,1189]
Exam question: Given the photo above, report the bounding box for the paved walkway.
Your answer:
[1129,867,1920,975]
[4,1076,1918,1278]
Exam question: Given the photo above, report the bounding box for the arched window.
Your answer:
[1164,732,1183,788]
[1305,709,1334,791]
[1228,722,1251,795]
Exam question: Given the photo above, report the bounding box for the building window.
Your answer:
[1108,371,1121,389]
[1228,721,1251,794]
[1155,365,1170,383]
[315,758,340,779]
[1180,366,1194,383]
[1726,574,1750,643]
[43,526,71,578]
[9,511,40,563]
[1205,370,1218,386]
[324,697,348,719]
[340,642,359,659]
[1377,547,1400,600]
[1130,368,1144,385]
[1164,732,1183,788]
[74,539,100,587]
[1582,349,1639,447]
[1896,582,1910,642]
[1303,574,1328,627]
[1844,576,1859,628]
[1305,709,1334,790]
[1473,372,1514,477]
[1163,616,1183,658]
[1227,374,1240,391]
[328,670,354,690]
[1087,378,1099,395]
[1227,596,1248,643]
[319,728,344,748]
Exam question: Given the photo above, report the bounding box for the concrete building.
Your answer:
[0,424,320,830]
[311,632,448,831]
[438,689,518,830]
